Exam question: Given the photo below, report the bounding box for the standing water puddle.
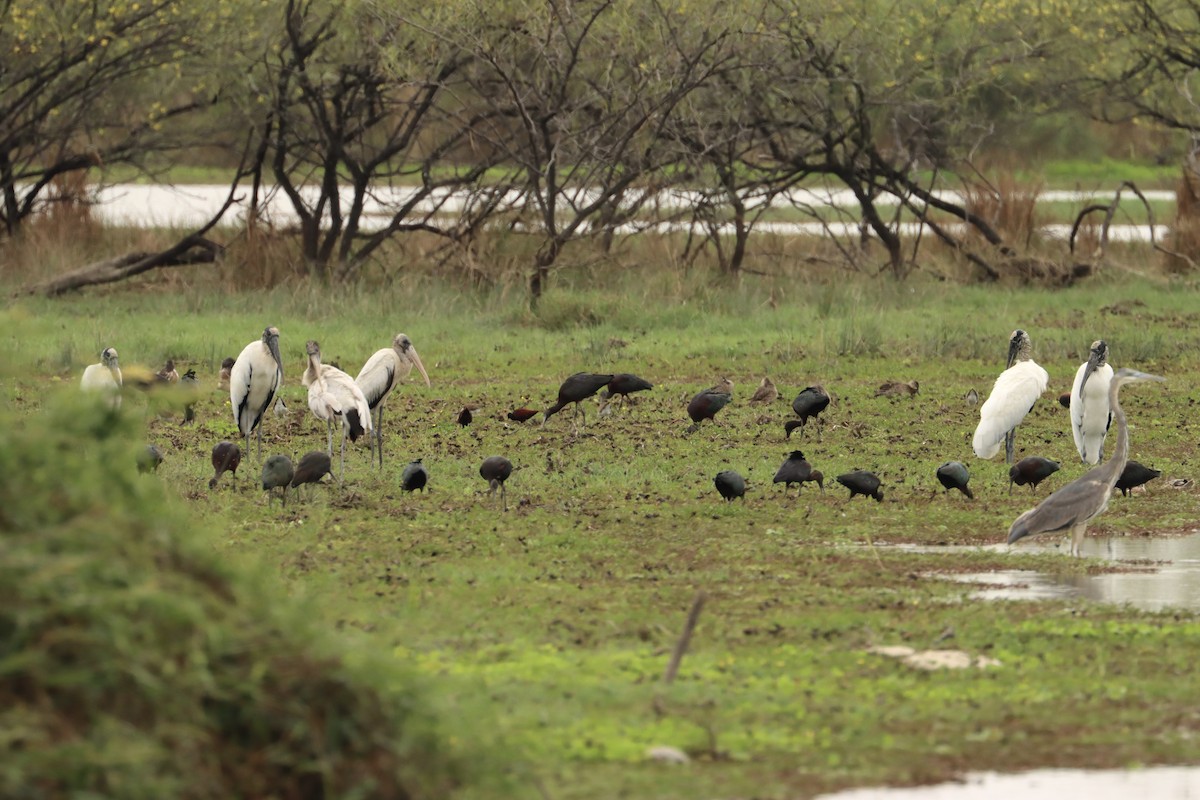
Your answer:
[816,766,1200,799]
[886,533,1200,612]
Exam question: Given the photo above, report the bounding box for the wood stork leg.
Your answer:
[1004,429,1015,465]
[375,404,384,469]
[339,427,347,483]
[501,482,508,512]
[326,418,335,457]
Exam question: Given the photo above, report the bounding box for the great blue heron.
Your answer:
[1008,367,1165,556]
[973,329,1049,464]
[230,326,283,461]
[355,334,430,469]
[1071,340,1114,464]
[303,340,372,482]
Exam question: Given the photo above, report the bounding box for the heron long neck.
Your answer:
[1103,381,1130,489]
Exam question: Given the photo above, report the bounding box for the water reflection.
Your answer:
[889,533,1200,612]
[816,766,1200,799]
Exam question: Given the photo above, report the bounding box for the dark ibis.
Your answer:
[784,420,804,439]
[749,377,778,405]
[1058,391,1071,409]
[714,470,746,502]
[773,450,819,495]
[261,454,294,507]
[508,408,539,423]
[402,459,429,492]
[601,373,653,411]
[936,461,973,499]
[138,444,164,474]
[837,470,883,502]
[790,385,830,440]
[480,455,514,510]
[210,441,242,489]
[973,329,1048,464]
[686,378,733,433]
[1009,369,1165,556]
[1116,460,1161,497]
[457,407,473,427]
[291,450,334,492]
[543,372,615,427]
[1008,456,1060,494]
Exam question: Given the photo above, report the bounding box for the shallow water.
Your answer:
[816,766,1200,799]
[897,533,1200,612]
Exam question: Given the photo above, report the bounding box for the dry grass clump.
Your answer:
[0,395,472,799]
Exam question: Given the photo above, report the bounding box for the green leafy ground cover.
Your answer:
[3,273,1200,798]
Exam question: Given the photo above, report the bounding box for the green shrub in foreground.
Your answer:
[0,394,475,799]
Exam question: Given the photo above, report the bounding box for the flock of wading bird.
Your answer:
[78,326,1167,555]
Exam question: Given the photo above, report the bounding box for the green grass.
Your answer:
[5,273,1200,798]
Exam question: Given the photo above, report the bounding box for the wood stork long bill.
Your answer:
[230,326,283,461]
[355,333,430,469]
[972,329,1049,464]
[1009,368,1165,556]
[81,347,123,409]
[304,339,373,481]
[1071,340,1114,465]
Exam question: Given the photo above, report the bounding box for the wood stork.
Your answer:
[972,329,1049,464]
[81,347,123,408]
[1071,340,1114,465]
[354,333,430,469]
[304,339,372,481]
[1009,368,1165,556]
[230,326,283,461]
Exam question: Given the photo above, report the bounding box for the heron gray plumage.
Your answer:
[355,333,430,469]
[230,326,283,461]
[973,329,1049,464]
[1008,368,1165,557]
[1070,340,1114,465]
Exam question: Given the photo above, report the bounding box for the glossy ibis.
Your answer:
[790,385,830,440]
[231,326,283,461]
[686,378,733,433]
[837,470,883,502]
[714,470,746,501]
[261,454,294,508]
[1071,340,1114,465]
[1116,460,1162,497]
[936,461,973,499]
[1058,391,1071,409]
[773,450,821,494]
[1009,369,1165,556]
[355,333,430,468]
[600,373,653,411]
[457,407,473,427]
[543,372,615,427]
[784,420,804,439]
[291,450,334,494]
[402,459,428,492]
[209,441,242,489]
[303,339,372,481]
[508,408,539,423]
[81,347,123,409]
[973,329,1048,464]
[1008,456,1060,494]
[480,455,514,510]
[749,377,778,405]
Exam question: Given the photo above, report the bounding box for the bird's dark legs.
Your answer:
[1005,429,1015,465]
[501,482,508,512]
[375,405,384,469]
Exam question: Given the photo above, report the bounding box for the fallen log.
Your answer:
[17,237,223,297]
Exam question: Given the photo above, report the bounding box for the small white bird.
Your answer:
[973,329,1049,463]
[304,339,373,481]
[230,326,283,461]
[1071,340,1114,465]
[81,347,123,409]
[355,333,430,468]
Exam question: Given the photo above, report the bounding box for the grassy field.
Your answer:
[4,271,1200,798]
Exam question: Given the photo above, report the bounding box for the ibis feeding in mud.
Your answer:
[714,470,746,502]
[686,378,733,433]
[543,372,615,427]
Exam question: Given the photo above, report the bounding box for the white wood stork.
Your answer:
[354,333,430,468]
[972,329,1049,464]
[304,339,373,481]
[1070,340,1114,465]
[230,326,283,461]
[81,347,123,409]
